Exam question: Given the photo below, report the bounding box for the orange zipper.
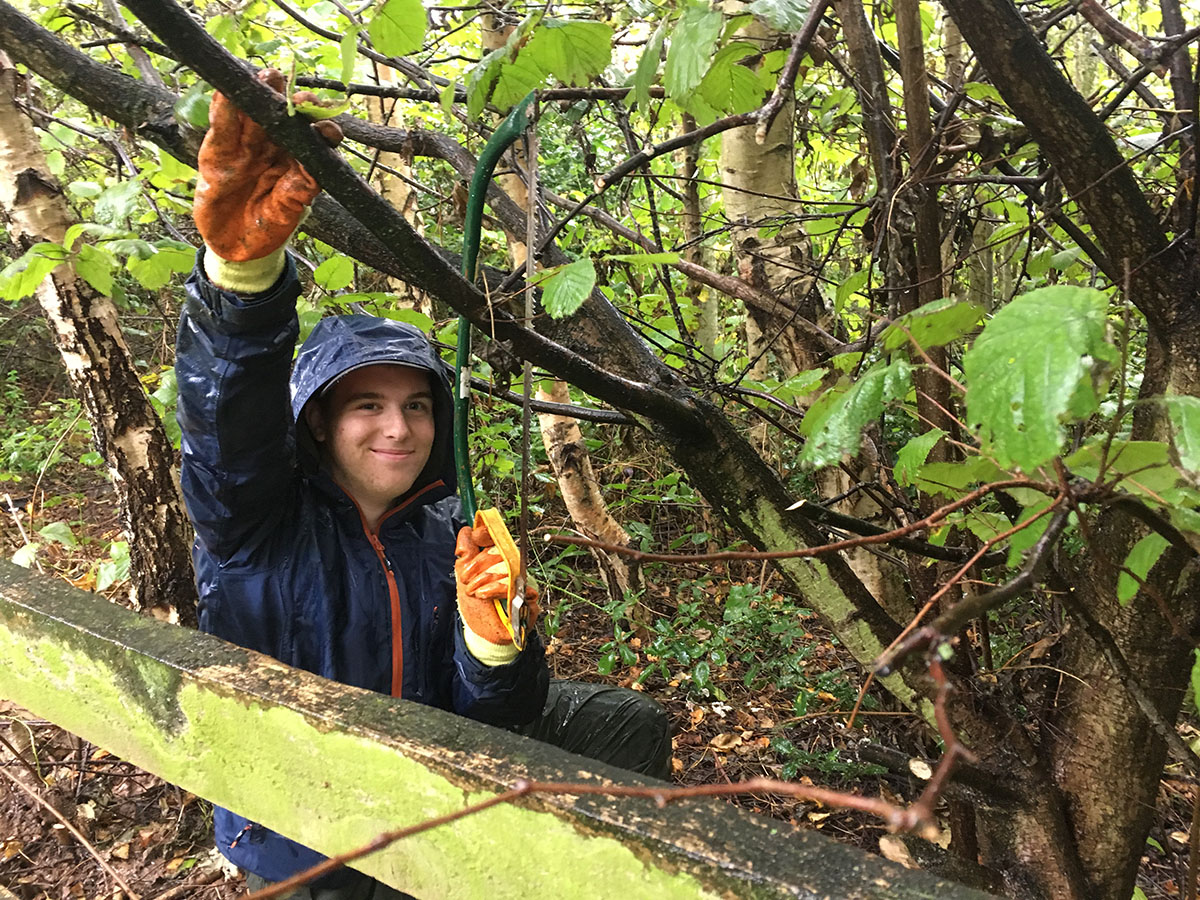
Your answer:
[343,480,447,699]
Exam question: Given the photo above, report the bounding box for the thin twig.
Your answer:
[246,775,938,899]
[0,764,141,900]
[546,479,1052,564]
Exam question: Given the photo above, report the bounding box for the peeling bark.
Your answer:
[0,55,195,623]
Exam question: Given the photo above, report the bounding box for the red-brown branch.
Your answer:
[546,479,1052,564]
[244,774,940,899]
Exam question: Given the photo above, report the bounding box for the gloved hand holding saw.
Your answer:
[455,510,540,666]
[194,68,341,293]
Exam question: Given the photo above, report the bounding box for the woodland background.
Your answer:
[3,0,1200,898]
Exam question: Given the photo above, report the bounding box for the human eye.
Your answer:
[407,398,433,415]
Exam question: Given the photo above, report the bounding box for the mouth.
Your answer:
[372,449,413,460]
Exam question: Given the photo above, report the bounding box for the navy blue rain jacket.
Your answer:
[176,255,548,884]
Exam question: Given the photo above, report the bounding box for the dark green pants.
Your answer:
[245,680,671,898]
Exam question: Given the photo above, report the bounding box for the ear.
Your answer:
[304,402,327,442]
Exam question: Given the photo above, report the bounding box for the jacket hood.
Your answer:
[290,314,456,500]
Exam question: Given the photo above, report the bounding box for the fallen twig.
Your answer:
[0,763,140,900]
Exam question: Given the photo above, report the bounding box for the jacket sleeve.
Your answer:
[176,252,302,561]
[451,626,549,727]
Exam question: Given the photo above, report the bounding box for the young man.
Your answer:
[177,71,669,898]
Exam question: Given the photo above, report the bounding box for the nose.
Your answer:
[381,406,411,440]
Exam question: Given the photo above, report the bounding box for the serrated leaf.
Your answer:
[1064,440,1180,501]
[93,179,142,225]
[367,0,425,57]
[697,42,765,115]
[466,46,506,119]
[37,521,77,549]
[882,298,985,353]
[774,368,826,402]
[911,456,1010,497]
[1163,395,1200,474]
[604,252,680,265]
[314,256,355,291]
[74,244,114,296]
[798,360,911,468]
[1117,532,1170,605]
[0,242,68,302]
[174,82,210,128]
[894,429,946,486]
[963,286,1115,472]
[630,21,666,110]
[492,52,546,111]
[665,2,723,99]
[524,19,612,87]
[538,258,596,319]
[747,0,809,32]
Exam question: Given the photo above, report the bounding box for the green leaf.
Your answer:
[911,456,1010,497]
[314,255,355,291]
[492,52,546,111]
[37,521,77,549]
[963,286,1115,472]
[1163,395,1200,475]
[538,258,596,319]
[96,541,130,592]
[665,2,723,99]
[367,0,425,57]
[466,46,506,119]
[604,252,680,266]
[629,21,666,110]
[174,82,210,128]
[798,360,912,468]
[74,244,114,296]
[1191,649,1200,717]
[0,242,68,301]
[127,244,195,291]
[340,25,362,87]
[11,543,40,569]
[293,98,352,120]
[894,429,946,486]
[747,0,809,32]
[523,19,613,87]
[963,82,1003,104]
[835,269,869,313]
[697,42,765,115]
[1117,532,1170,605]
[882,298,985,353]
[93,179,142,225]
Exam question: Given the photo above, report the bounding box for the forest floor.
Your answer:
[0,420,1195,899]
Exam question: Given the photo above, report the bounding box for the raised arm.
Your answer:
[177,69,337,559]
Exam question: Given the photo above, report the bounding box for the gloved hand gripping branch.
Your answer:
[454,512,540,666]
[193,68,341,293]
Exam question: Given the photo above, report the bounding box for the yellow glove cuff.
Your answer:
[462,623,519,667]
[203,245,288,294]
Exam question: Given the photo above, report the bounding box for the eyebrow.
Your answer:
[343,390,434,403]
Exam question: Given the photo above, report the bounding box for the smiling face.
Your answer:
[305,364,436,529]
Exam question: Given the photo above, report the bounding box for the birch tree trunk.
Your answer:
[0,53,196,624]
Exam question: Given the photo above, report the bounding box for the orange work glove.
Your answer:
[194,68,340,263]
[454,515,540,663]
